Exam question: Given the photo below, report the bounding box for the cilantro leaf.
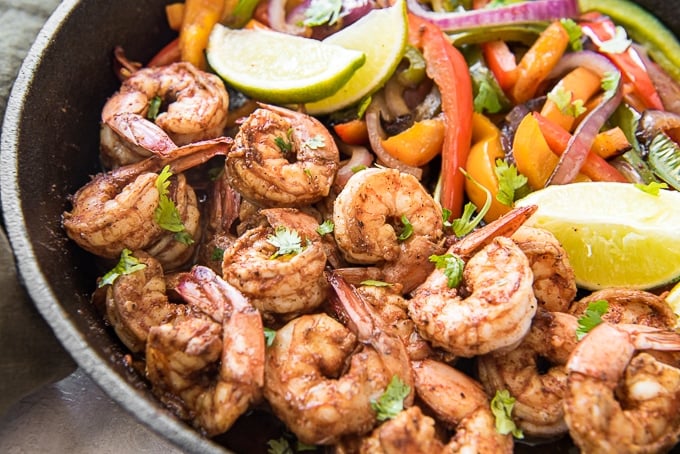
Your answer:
[601,71,621,97]
[211,247,225,261]
[316,220,334,235]
[360,279,393,287]
[147,95,162,120]
[153,165,194,245]
[99,249,146,287]
[490,390,524,439]
[267,226,303,259]
[274,136,292,154]
[495,159,529,206]
[397,215,414,241]
[304,134,326,150]
[560,18,583,51]
[429,253,465,288]
[264,327,277,347]
[576,299,609,340]
[371,375,411,421]
[267,437,293,454]
[635,181,668,196]
[302,0,342,27]
[547,86,586,118]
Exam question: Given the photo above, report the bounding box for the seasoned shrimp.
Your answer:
[101,62,229,167]
[333,167,444,293]
[145,266,264,437]
[570,288,677,329]
[477,309,579,438]
[226,103,340,207]
[409,236,537,357]
[565,323,680,453]
[221,207,328,321]
[412,359,514,453]
[263,272,412,445]
[104,251,182,352]
[511,226,577,312]
[62,138,230,269]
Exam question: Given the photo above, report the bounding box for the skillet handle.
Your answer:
[0,229,76,415]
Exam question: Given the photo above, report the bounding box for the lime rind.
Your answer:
[206,25,366,105]
[303,0,408,115]
[517,182,680,290]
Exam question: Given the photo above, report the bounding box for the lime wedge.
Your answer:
[516,182,680,290]
[206,25,366,105]
[304,0,408,115]
[665,282,680,330]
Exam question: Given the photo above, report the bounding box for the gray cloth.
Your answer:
[0,0,76,415]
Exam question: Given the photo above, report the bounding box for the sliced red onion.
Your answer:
[268,0,309,36]
[545,50,623,185]
[407,0,578,32]
[335,142,375,189]
[365,92,423,179]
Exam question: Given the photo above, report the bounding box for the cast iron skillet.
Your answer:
[1,0,678,453]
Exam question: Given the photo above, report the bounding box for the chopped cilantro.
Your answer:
[267,226,303,259]
[304,134,326,150]
[302,0,342,27]
[449,169,491,237]
[267,437,293,454]
[560,18,583,51]
[602,71,621,96]
[360,279,393,287]
[547,86,586,118]
[397,215,414,241]
[274,136,292,154]
[491,390,524,438]
[264,327,277,347]
[316,220,334,235]
[371,375,411,421]
[430,253,465,288]
[635,181,668,196]
[154,166,194,245]
[98,249,146,287]
[495,159,529,206]
[576,300,609,340]
[211,247,225,261]
[147,96,162,120]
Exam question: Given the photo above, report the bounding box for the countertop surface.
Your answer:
[0,1,183,452]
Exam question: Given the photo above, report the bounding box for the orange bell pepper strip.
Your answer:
[540,67,602,132]
[580,12,664,111]
[178,0,224,70]
[532,113,628,182]
[590,126,631,159]
[381,118,446,167]
[512,21,570,104]
[333,119,369,146]
[512,113,560,189]
[165,3,185,31]
[408,13,473,218]
[464,113,511,222]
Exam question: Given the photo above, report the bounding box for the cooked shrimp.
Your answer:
[101,62,229,167]
[226,103,339,207]
[145,266,264,437]
[412,359,514,453]
[264,272,412,445]
[62,138,230,269]
[511,226,577,312]
[408,236,537,357]
[477,309,579,437]
[104,251,182,352]
[565,323,680,453]
[570,288,677,329]
[333,167,444,293]
[221,207,328,322]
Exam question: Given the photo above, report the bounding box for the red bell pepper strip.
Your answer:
[533,112,628,182]
[148,38,181,67]
[408,13,473,218]
[580,12,664,111]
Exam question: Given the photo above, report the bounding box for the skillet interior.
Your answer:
[0,0,678,453]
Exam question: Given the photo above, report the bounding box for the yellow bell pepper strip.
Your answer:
[381,118,446,167]
[533,112,628,182]
[178,0,224,70]
[512,113,559,189]
[511,20,570,104]
[408,13,473,218]
[590,126,630,159]
[333,119,370,146]
[579,12,663,111]
[165,3,185,31]
[540,66,602,132]
[464,113,511,223]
